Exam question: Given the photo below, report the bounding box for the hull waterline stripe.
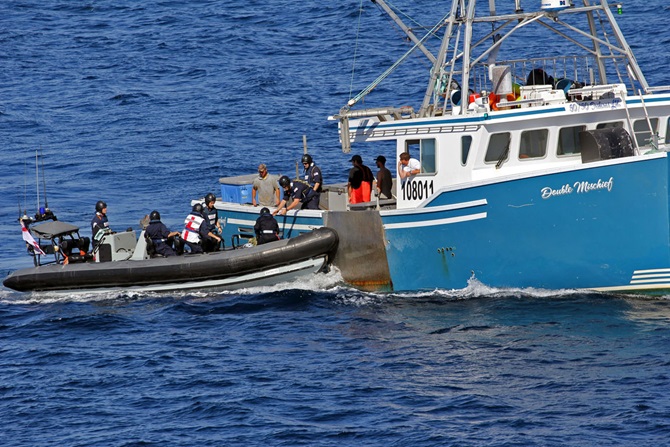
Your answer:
[631,274,670,280]
[383,212,487,230]
[630,279,670,285]
[227,218,322,232]
[592,283,670,292]
[632,268,670,275]
[382,198,487,216]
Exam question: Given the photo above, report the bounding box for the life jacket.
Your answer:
[255,214,280,245]
[181,213,204,244]
[303,164,323,192]
[205,205,217,227]
[292,179,316,202]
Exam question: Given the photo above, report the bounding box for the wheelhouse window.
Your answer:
[485,132,511,164]
[557,125,586,156]
[519,129,548,159]
[461,136,472,165]
[596,121,623,129]
[633,118,659,147]
[405,138,436,174]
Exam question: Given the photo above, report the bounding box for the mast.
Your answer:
[418,1,460,117]
[460,0,476,112]
[598,0,649,92]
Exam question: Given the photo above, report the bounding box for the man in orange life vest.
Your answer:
[347,154,373,204]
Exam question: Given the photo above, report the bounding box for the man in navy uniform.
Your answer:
[91,200,111,248]
[202,192,222,252]
[145,210,180,257]
[254,207,280,245]
[273,175,314,216]
[301,153,322,210]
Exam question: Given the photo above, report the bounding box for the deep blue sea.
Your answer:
[2,1,670,446]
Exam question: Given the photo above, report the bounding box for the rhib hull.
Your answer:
[3,227,339,293]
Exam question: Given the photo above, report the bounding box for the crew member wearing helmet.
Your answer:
[181,203,221,254]
[254,207,280,245]
[273,175,314,216]
[91,200,111,247]
[301,153,322,209]
[146,210,180,257]
[203,192,222,241]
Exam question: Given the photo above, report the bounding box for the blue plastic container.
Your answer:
[220,183,252,204]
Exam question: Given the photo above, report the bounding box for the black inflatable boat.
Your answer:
[3,227,339,293]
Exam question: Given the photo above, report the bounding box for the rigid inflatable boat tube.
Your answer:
[3,227,339,292]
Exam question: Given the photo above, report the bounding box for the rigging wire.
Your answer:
[374,0,435,70]
[349,0,438,104]
[344,14,447,112]
[348,0,366,101]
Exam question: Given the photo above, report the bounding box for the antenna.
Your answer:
[24,158,28,215]
[35,150,40,214]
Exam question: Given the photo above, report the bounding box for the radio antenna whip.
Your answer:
[40,149,49,208]
[35,150,40,213]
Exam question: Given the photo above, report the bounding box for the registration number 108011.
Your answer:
[401,179,434,201]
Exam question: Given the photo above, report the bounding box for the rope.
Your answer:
[347,0,439,109]
[344,14,446,112]
[348,0,365,101]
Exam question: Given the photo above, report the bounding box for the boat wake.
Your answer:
[0,267,348,305]
[2,271,665,307]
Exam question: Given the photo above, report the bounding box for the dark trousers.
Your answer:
[185,241,203,254]
[155,242,176,257]
[301,193,320,210]
[202,237,220,252]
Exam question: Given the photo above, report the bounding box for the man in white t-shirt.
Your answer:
[398,152,421,181]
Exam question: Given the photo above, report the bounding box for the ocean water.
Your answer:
[1,1,670,445]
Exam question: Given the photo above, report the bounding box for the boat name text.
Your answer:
[541,177,614,199]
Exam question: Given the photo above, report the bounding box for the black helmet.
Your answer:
[205,192,216,204]
[260,207,270,215]
[192,203,204,214]
[278,175,291,188]
[95,200,107,213]
[149,210,161,221]
[301,154,313,164]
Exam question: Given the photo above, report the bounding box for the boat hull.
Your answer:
[3,227,339,293]
[214,154,670,294]
[382,153,670,293]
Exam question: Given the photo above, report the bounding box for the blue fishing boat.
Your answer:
[211,0,670,293]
